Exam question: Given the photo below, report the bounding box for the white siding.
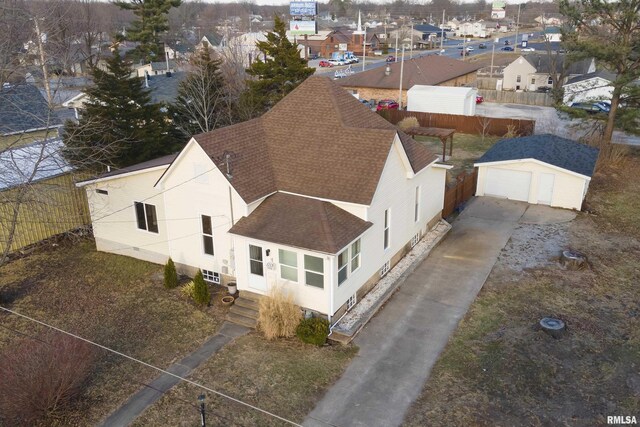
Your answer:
[502,57,536,90]
[476,160,588,210]
[84,169,170,264]
[563,77,613,105]
[160,140,247,277]
[232,236,331,314]
[332,136,447,313]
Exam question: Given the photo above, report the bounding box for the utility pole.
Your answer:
[198,394,206,427]
[462,33,466,59]
[440,10,445,52]
[32,17,52,106]
[398,44,405,109]
[514,3,521,53]
[490,40,495,77]
[395,29,399,62]
[410,21,413,57]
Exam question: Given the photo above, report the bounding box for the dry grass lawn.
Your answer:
[0,241,226,426]
[403,149,640,426]
[415,133,501,179]
[133,335,358,426]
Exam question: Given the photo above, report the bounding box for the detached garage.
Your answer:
[474,134,599,210]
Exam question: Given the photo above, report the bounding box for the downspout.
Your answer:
[328,254,335,326]
[228,186,235,275]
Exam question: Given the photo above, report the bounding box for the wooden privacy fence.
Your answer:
[0,172,90,254]
[443,169,478,218]
[379,109,535,137]
[477,89,554,107]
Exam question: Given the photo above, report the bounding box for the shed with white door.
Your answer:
[474,134,599,210]
[407,85,477,116]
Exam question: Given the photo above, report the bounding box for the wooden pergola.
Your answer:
[406,127,456,162]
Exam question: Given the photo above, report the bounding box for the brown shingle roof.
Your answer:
[228,192,373,253]
[192,76,438,205]
[337,55,481,90]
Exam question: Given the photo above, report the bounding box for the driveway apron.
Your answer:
[305,198,528,427]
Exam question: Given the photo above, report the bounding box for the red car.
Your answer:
[386,55,396,62]
[319,60,333,67]
[376,99,399,111]
[476,95,484,104]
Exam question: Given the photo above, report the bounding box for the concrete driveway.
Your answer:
[305,197,536,427]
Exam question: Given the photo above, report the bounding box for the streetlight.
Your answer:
[198,394,206,427]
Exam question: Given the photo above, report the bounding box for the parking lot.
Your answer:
[476,102,640,146]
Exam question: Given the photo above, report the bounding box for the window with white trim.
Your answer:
[347,294,357,310]
[350,239,361,272]
[383,209,390,250]
[338,249,348,285]
[414,186,420,222]
[202,215,214,255]
[304,255,324,288]
[134,202,158,233]
[202,270,220,284]
[380,260,391,277]
[279,249,298,281]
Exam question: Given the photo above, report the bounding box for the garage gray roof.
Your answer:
[476,134,599,177]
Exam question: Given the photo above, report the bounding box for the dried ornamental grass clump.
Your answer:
[257,287,301,340]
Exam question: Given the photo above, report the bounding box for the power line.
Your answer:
[0,306,302,427]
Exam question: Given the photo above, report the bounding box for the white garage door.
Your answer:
[484,168,532,202]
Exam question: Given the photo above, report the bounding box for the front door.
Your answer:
[248,244,267,292]
[537,173,555,205]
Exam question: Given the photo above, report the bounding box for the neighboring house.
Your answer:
[388,25,444,48]
[445,19,460,31]
[198,34,222,50]
[543,26,562,42]
[77,76,449,320]
[475,134,599,210]
[134,61,176,78]
[337,55,480,105]
[0,138,90,254]
[563,70,615,105]
[501,54,596,91]
[299,29,380,58]
[536,15,564,27]
[0,83,62,150]
[456,22,488,38]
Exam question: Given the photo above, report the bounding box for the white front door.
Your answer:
[248,244,267,292]
[537,173,555,205]
[484,168,532,202]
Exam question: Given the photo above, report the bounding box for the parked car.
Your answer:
[328,58,345,66]
[360,99,375,109]
[466,46,475,52]
[376,99,399,111]
[504,40,510,45]
[319,60,333,67]
[501,46,514,51]
[373,50,383,56]
[476,95,484,104]
[309,53,320,60]
[595,101,612,111]
[386,55,396,62]
[457,44,464,49]
[569,102,609,114]
[478,43,487,49]
[536,86,552,93]
[521,47,536,52]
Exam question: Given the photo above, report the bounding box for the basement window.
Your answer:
[96,189,108,195]
[202,270,220,284]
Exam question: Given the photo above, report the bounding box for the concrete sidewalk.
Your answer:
[100,322,249,427]
[305,198,530,427]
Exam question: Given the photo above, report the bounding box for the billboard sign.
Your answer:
[491,0,506,19]
[290,20,316,35]
[290,2,317,16]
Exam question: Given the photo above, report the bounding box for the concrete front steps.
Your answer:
[225,291,263,329]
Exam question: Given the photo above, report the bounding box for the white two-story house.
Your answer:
[77,77,449,320]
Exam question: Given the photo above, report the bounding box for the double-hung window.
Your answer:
[134,202,158,233]
[350,239,361,272]
[304,255,324,288]
[338,249,348,285]
[279,249,298,281]
[383,209,390,250]
[202,215,214,255]
[414,186,420,222]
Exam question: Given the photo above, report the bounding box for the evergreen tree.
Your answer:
[243,15,315,113]
[64,49,178,169]
[171,44,229,137]
[115,0,182,62]
[192,270,210,306]
[164,258,178,289]
[560,0,640,144]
